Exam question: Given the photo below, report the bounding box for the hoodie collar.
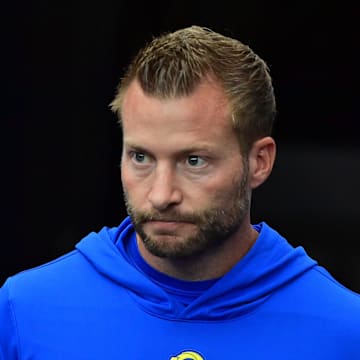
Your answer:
[76,217,317,321]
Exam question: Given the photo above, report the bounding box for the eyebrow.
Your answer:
[123,142,149,153]
[123,140,216,156]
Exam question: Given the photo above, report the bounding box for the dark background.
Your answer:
[2,1,360,291]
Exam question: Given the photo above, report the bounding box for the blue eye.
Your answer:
[187,156,206,167]
[131,152,149,164]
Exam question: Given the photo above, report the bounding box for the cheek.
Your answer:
[187,175,237,207]
[120,163,137,196]
[121,159,137,186]
[121,165,149,204]
[207,171,245,201]
[120,163,129,190]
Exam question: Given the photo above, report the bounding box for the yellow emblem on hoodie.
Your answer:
[170,350,204,360]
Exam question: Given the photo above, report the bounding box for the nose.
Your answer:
[147,164,182,211]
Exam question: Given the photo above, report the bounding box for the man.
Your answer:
[1,26,359,359]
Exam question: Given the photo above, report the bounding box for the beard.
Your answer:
[123,160,250,259]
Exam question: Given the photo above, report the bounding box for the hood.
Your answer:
[76,217,317,321]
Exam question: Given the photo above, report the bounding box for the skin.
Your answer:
[120,79,276,281]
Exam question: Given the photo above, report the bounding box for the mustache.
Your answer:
[130,210,202,224]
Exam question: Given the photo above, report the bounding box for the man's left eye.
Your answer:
[186,156,207,167]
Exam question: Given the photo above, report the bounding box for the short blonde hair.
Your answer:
[110,26,276,153]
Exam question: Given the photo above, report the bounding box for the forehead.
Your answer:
[120,80,239,153]
[122,79,231,124]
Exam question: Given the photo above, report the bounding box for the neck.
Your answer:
[136,218,258,281]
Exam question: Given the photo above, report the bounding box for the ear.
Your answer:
[248,137,276,189]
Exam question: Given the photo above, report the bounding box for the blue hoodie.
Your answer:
[1,218,360,359]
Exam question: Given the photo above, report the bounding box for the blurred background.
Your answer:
[1,1,359,291]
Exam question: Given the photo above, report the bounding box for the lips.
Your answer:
[144,220,194,233]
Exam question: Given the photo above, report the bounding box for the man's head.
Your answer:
[111,25,276,154]
[111,26,276,261]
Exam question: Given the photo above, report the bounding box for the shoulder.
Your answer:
[312,266,360,314]
[1,221,129,299]
[305,267,360,349]
[0,250,82,357]
[309,265,360,304]
[1,250,86,303]
[277,263,360,325]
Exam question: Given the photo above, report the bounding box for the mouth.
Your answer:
[144,220,194,232]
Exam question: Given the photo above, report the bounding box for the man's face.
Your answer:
[120,80,251,259]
